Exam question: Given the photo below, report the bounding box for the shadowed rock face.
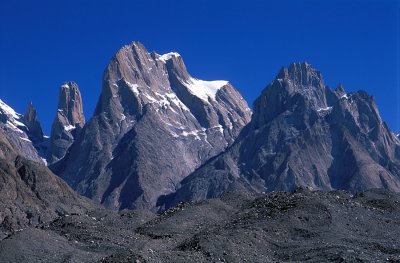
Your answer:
[23,102,44,141]
[53,42,251,211]
[47,81,85,164]
[164,62,400,208]
[0,129,94,239]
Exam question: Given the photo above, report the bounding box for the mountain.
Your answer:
[163,62,400,207]
[0,127,94,239]
[47,81,85,164]
[52,42,251,210]
[0,99,46,164]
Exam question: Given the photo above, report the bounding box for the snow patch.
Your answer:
[126,82,139,94]
[169,125,224,141]
[41,157,48,166]
[226,119,233,130]
[182,78,228,102]
[210,125,224,134]
[155,92,190,113]
[1,100,27,133]
[0,99,22,120]
[158,52,181,62]
[143,93,158,103]
[5,122,24,133]
[317,106,333,112]
[20,137,32,143]
[64,124,75,132]
[181,130,201,140]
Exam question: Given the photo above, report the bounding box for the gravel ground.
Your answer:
[1,188,400,262]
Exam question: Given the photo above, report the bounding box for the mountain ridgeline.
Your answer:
[162,62,400,208]
[52,42,251,210]
[1,42,400,213]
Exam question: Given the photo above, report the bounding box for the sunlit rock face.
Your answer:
[53,42,251,210]
[47,81,85,164]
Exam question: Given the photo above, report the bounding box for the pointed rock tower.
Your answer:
[47,82,85,164]
[23,101,44,141]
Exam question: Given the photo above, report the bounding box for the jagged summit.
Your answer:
[277,62,324,87]
[0,99,45,163]
[161,62,400,208]
[58,81,85,128]
[252,62,328,128]
[54,41,251,210]
[47,82,85,164]
[23,101,44,141]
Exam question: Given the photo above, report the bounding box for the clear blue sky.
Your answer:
[0,0,399,133]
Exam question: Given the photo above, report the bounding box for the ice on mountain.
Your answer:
[158,52,181,62]
[64,124,75,132]
[182,78,228,102]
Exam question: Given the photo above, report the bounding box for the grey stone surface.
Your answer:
[23,101,44,141]
[164,62,400,208]
[53,42,251,211]
[1,188,400,262]
[0,128,95,239]
[47,81,85,164]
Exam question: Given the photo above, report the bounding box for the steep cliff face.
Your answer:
[23,102,44,141]
[53,42,251,211]
[47,82,85,164]
[164,62,400,208]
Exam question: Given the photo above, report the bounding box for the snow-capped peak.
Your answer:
[158,52,181,62]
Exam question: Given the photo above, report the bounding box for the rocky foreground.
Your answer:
[1,188,399,262]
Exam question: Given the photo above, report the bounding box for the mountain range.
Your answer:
[1,41,400,262]
[1,41,400,220]
[162,62,400,208]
